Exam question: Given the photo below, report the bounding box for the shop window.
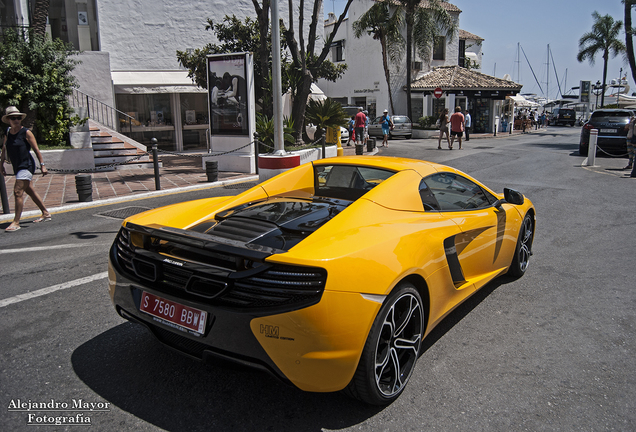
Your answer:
[181,93,209,150]
[116,93,174,149]
[432,98,446,119]
[433,36,445,61]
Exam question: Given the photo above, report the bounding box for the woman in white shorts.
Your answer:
[1,106,51,232]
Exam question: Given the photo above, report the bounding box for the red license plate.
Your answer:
[140,291,207,334]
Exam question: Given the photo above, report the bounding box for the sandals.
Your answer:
[33,215,52,223]
[5,225,21,232]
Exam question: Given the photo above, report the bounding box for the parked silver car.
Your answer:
[368,115,412,139]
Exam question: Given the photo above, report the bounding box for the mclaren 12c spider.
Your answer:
[108,156,535,405]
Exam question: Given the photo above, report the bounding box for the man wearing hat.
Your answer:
[1,106,51,232]
[380,109,392,147]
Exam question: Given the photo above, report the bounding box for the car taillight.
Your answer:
[583,123,594,130]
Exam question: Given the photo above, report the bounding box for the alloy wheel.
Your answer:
[374,293,423,397]
[518,215,533,272]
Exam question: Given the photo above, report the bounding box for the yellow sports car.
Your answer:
[108,156,535,405]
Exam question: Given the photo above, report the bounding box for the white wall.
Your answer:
[318,0,467,117]
[96,0,323,72]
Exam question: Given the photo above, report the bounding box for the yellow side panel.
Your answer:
[267,200,457,295]
[260,163,315,197]
[250,291,381,392]
[123,196,233,228]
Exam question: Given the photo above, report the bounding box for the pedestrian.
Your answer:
[354,107,366,148]
[533,110,539,130]
[380,109,392,147]
[464,109,471,141]
[625,114,636,170]
[449,106,465,150]
[363,110,369,146]
[437,108,450,149]
[1,106,51,232]
[347,116,355,146]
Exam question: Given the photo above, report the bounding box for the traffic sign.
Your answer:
[434,87,443,99]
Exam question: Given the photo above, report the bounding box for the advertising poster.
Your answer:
[207,54,249,136]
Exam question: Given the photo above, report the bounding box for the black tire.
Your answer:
[507,212,534,278]
[405,134,412,140]
[579,143,588,156]
[343,282,424,405]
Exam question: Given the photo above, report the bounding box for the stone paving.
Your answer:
[0,154,248,215]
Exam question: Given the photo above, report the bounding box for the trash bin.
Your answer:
[206,160,218,182]
[355,144,364,155]
[75,174,92,202]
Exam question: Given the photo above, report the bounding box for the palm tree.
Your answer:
[577,12,625,108]
[395,0,456,120]
[304,98,348,142]
[623,1,636,88]
[353,1,404,115]
[31,0,50,37]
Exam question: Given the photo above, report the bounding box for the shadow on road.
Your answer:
[72,276,512,431]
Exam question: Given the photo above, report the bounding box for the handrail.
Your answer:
[69,88,137,135]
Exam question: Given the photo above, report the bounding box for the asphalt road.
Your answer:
[1,127,634,431]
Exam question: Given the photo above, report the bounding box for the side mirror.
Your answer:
[503,188,524,205]
[494,188,525,208]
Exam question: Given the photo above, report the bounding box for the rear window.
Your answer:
[392,116,410,124]
[590,111,632,122]
[314,164,395,200]
[558,109,575,116]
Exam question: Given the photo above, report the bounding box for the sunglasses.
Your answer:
[8,116,22,121]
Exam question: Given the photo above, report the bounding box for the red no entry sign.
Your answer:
[434,87,443,99]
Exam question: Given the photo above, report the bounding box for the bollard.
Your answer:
[367,137,375,152]
[253,132,259,174]
[151,138,161,190]
[587,129,598,167]
[0,172,9,214]
[75,174,93,202]
[321,135,326,159]
[206,160,218,182]
[355,144,364,155]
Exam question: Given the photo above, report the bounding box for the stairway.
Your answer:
[89,120,161,170]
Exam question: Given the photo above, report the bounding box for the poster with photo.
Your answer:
[207,53,249,136]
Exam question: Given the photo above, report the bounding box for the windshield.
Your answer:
[314,164,396,200]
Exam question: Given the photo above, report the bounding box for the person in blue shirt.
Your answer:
[347,116,355,146]
[380,109,392,147]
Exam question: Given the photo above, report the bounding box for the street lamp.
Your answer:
[593,80,602,110]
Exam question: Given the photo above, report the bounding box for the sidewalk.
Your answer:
[0,145,363,222]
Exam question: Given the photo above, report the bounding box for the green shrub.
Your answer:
[418,115,436,129]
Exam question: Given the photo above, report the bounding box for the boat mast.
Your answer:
[546,44,550,100]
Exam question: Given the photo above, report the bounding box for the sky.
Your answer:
[326,0,629,99]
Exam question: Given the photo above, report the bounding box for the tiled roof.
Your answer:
[420,1,461,12]
[411,65,523,91]
[384,0,462,13]
[459,29,483,41]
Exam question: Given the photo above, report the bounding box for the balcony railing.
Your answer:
[69,88,136,135]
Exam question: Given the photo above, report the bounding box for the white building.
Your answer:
[1,0,321,151]
[318,0,520,132]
